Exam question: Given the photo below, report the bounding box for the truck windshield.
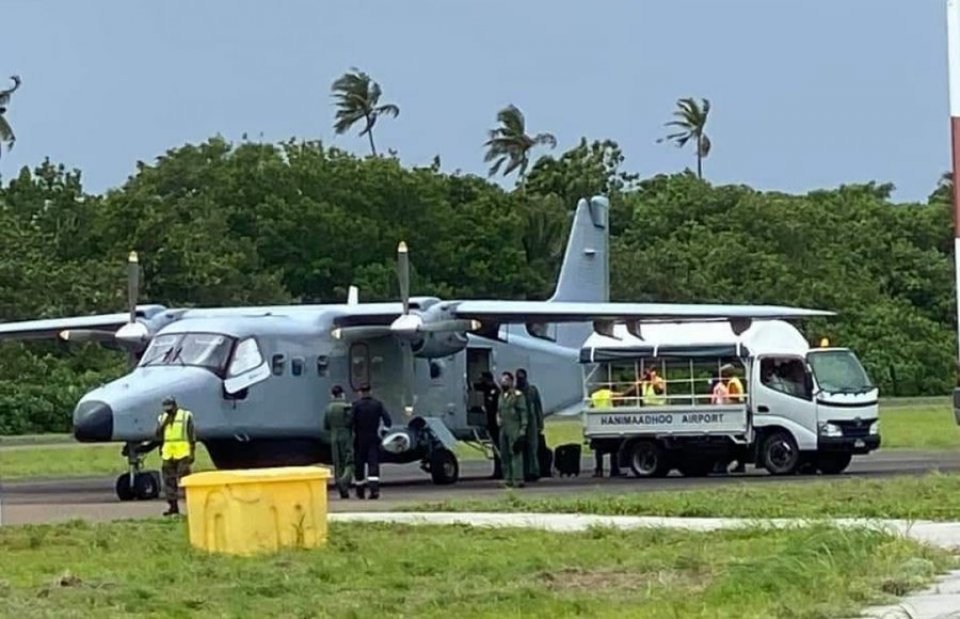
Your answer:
[140,332,235,374]
[806,349,874,394]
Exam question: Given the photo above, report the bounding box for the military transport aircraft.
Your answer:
[0,196,832,500]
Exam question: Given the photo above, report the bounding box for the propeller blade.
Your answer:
[331,325,393,341]
[418,319,482,333]
[58,329,117,343]
[397,241,410,315]
[127,251,139,324]
[399,339,416,416]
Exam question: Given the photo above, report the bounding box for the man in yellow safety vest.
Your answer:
[155,396,196,516]
[641,368,666,406]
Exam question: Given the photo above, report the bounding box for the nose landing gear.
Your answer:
[116,441,162,501]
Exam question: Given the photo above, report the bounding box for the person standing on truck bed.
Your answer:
[721,364,745,403]
[642,367,667,406]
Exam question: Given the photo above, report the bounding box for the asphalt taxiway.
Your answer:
[2,449,959,525]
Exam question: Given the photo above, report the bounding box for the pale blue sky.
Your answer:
[0,0,950,202]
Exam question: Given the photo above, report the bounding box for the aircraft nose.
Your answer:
[73,400,114,442]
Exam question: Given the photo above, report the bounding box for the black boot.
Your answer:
[355,485,366,499]
[369,481,380,500]
[163,501,179,516]
[338,482,349,499]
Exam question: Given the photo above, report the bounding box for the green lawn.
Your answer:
[412,471,960,521]
[1,400,957,481]
[0,518,951,618]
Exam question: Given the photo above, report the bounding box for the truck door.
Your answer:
[751,355,818,451]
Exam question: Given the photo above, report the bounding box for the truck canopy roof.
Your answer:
[579,319,811,363]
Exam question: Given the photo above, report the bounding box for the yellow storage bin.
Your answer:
[181,466,331,556]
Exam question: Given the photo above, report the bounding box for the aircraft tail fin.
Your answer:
[548,196,609,347]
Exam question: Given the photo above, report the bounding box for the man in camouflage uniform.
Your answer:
[517,368,545,481]
[497,371,529,488]
[323,384,354,499]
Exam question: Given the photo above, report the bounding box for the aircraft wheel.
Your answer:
[429,448,459,485]
[134,471,161,500]
[115,474,136,501]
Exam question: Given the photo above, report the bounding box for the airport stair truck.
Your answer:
[578,319,880,477]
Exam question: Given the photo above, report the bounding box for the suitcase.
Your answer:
[537,435,554,478]
[554,443,581,477]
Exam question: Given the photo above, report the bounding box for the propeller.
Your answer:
[59,251,151,369]
[393,242,417,416]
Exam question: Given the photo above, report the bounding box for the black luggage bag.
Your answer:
[554,443,581,477]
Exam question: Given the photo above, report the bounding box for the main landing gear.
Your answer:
[115,441,162,501]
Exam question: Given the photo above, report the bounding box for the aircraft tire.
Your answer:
[115,474,136,501]
[134,471,161,500]
[429,448,459,485]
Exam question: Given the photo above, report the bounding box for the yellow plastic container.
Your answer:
[181,466,331,556]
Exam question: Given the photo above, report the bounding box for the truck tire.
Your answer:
[626,440,670,478]
[761,432,800,476]
[817,453,852,475]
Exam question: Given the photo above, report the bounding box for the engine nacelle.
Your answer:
[412,331,468,359]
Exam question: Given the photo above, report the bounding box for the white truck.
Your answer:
[579,319,879,477]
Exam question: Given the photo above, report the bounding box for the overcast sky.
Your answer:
[0,0,950,202]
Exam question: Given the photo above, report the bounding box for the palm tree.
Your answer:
[0,75,21,159]
[331,68,399,156]
[658,97,711,179]
[484,104,557,180]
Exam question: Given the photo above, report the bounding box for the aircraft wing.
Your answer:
[0,312,133,341]
[450,301,834,322]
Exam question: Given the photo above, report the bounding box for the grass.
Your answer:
[412,471,960,521]
[1,398,957,481]
[0,518,952,618]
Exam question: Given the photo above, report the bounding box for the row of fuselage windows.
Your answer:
[271,354,371,387]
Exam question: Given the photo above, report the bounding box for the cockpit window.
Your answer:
[140,332,235,374]
[228,338,264,377]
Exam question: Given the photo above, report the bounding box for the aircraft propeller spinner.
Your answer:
[58,251,151,369]
[387,241,480,416]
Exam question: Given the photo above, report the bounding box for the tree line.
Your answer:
[0,68,951,434]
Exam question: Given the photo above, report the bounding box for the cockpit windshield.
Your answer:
[806,349,875,394]
[139,332,235,374]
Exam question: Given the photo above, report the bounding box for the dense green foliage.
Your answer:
[0,136,954,433]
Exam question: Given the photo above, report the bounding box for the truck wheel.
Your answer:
[429,448,459,485]
[761,432,800,476]
[817,453,852,475]
[627,440,670,478]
